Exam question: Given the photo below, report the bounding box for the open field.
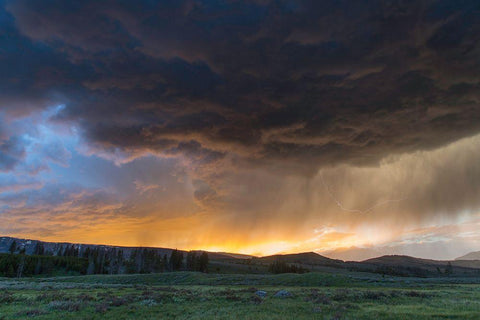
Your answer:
[1,272,480,319]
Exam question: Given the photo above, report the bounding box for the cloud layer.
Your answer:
[1,0,480,256]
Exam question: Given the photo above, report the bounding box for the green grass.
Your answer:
[1,272,480,319]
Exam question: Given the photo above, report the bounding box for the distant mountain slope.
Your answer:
[0,236,256,262]
[323,243,470,262]
[210,252,254,260]
[3,236,480,277]
[365,254,480,268]
[456,251,480,261]
[0,236,174,259]
[451,260,480,269]
[0,236,254,264]
[254,252,343,266]
[0,237,337,266]
[363,255,446,266]
[362,255,480,275]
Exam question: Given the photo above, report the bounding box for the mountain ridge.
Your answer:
[3,236,480,277]
[456,251,480,261]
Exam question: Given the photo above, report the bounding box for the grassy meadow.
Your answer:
[1,271,479,319]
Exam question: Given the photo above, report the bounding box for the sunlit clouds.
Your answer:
[1,0,480,259]
[2,102,480,258]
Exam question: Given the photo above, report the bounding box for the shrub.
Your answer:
[362,290,386,300]
[331,289,353,302]
[95,303,109,313]
[47,301,82,312]
[250,295,263,304]
[0,292,14,303]
[109,297,128,307]
[17,309,48,317]
[308,289,331,305]
[36,292,64,302]
[405,290,429,298]
[139,299,157,306]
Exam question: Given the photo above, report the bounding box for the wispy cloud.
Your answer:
[133,180,164,194]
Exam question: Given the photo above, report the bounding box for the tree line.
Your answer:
[0,241,208,277]
[268,259,309,274]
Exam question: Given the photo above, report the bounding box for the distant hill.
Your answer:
[3,236,480,278]
[212,252,255,260]
[255,252,342,266]
[0,236,247,276]
[0,236,256,261]
[0,236,174,259]
[363,255,445,266]
[361,255,480,276]
[456,251,480,261]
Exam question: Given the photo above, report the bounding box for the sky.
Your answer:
[1,0,480,260]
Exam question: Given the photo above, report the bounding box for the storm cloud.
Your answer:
[1,0,480,256]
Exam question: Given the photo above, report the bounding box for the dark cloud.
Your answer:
[0,3,94,117]
[2,0,480,211]
[0,136,25,172]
